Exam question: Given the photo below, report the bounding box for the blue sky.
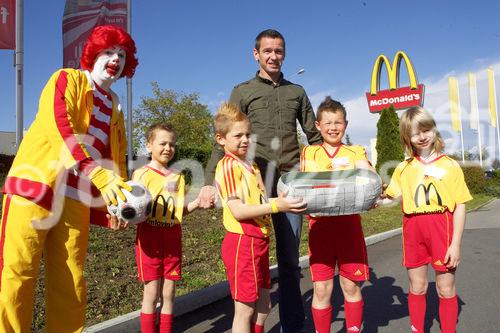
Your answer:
[1,0,500,163]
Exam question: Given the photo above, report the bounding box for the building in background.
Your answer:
[0,131,17,155]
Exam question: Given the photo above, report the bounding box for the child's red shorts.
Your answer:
[221,232,270,303]
[402,211,454,272]
[135,222,182,282]
[308,214,369,282]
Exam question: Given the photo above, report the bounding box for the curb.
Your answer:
[467,197,496,212]
[84,226,402,333]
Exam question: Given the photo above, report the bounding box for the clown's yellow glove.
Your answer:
[88,166,131,206]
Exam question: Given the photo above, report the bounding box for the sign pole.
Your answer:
[15,0,23,149]
[126,0,133,176]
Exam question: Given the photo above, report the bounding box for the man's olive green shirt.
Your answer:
[205,73,322,186]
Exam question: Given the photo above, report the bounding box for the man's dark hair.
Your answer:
[254,29,286,51]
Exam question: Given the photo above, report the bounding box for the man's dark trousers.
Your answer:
[272,211,305,332]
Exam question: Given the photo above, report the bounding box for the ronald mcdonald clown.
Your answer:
[0,25,138,332]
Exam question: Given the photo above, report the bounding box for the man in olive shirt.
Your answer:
[200,29,321,332]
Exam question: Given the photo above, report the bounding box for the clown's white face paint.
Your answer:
[90,46,126,91]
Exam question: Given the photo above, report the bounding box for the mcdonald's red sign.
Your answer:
[0,0,15,49]
[366,51,425,113]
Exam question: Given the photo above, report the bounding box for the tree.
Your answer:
[448,146,489,165]
[492,158,500,170]
[133,82,214,163]
[375,105,404,178]
[345,134,352,146]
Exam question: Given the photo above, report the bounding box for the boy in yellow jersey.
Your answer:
[384,107,472,333]
[132,123,200,333]
[214,102,306,333]
[300,97,376,333]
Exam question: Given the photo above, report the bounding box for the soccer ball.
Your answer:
[107,181,153,225]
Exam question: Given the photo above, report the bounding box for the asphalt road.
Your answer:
[173,199,500,333]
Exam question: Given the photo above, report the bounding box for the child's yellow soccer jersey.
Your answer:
[215,154,272,238]
[300,144,368,172]
[386,155,472,214]
[132,165,186,226]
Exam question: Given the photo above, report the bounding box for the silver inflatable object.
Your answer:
[277,169,382,216]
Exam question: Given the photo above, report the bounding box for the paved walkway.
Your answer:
[173,199,500,332]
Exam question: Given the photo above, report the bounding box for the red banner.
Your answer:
[366,84,425,113]
[62,0,127,68]
[0,0,15,50]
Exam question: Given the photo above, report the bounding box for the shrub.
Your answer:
[485,170,500,197]
[0,154,14,174]
[491,158,500,170]
[462,165,487,194]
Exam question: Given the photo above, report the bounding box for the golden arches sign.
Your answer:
[366,51,425,113]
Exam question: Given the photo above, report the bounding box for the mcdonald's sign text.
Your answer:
[366,51,425,113]
[366,84,424,113]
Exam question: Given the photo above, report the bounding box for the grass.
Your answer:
[0,172,494,331]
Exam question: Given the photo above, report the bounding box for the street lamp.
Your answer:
[289,68,305,79]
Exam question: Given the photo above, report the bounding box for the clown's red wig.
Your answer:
[80,25,138,78]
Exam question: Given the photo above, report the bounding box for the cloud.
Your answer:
[309,89,337,112]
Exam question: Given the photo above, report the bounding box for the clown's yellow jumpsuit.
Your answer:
[0,68,127,333]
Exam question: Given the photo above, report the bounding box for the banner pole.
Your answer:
[15,0,23,150]
[469,73,482,167]
[494,73,500,163]
[126,0,133,176]
[495,83,500,164]
[457,84,465,163]
[486,68,500,164]
[478,113,483,168]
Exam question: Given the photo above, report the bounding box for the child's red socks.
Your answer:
[439,295,458,333]
[408,292,426,332]
[311,306,332,333]
[344,300,364,332]
[251,323,264,333]
[159,313,173,333]
[140,312,157,333]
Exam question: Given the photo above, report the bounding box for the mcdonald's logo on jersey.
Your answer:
[151,194,176,221]
[414,183,442,207]
[366,51,425,113]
